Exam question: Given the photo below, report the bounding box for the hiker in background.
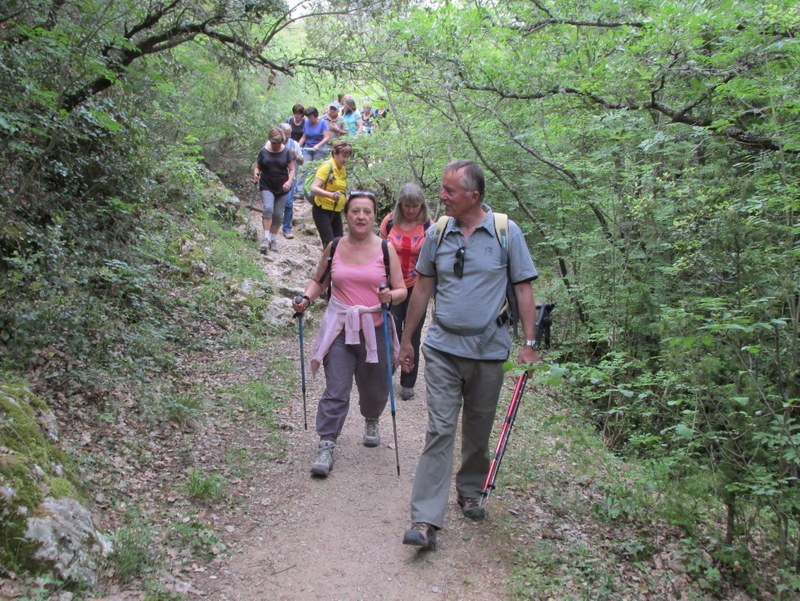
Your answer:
[342,97,362,136]
[287,103,305,142]
[323,102,348,143]
[292,191,407,478]
[278,122,304,239]
[379,183,432,401]
[309,140,352,248]
[252,127,296,255]
[298,106,330,162]
[360,98,374,134]
[399,160,539,550]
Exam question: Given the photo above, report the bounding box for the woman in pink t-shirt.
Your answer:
[293,192,406,478]
[379,183,432,401]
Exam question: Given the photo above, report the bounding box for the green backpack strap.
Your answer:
[433,215,449,247]
[432,213,507,261]
[493,213,509,265]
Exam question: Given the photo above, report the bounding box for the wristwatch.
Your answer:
[523,339,537,348]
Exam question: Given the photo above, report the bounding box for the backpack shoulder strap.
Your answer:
[317,237,341,298]
[323,160,335,188]
[434,215,449,246]
[428,215,451,266]
[386,218,394,236]
[381,238,390,284]
[493,213,509,266]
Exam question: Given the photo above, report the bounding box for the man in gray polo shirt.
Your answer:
[399,160,540,550]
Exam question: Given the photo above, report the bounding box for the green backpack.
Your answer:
[302,160,335,203]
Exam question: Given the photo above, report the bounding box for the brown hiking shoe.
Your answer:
[402,522,437,550]
[457,495,486,521]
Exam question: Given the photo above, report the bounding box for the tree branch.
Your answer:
[461,82,793,153]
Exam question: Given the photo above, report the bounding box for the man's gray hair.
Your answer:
[444,160,484,203]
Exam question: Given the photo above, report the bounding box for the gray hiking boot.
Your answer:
[269,238,278,252]
[259,238,269,254]
[363,418,380,447]
[310,440,335,477]
[400,386,415,400]
[402,522,437,550]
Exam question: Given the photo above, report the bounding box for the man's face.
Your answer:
[329,108,339,118]
[439,168,479,218]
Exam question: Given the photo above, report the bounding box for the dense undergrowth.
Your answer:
[0,121,282,595]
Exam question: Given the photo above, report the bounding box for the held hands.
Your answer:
[398,342,415,374]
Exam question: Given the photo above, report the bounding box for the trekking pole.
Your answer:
[293,295,308,430]
[379,285,401,476]
[480,301,555,507]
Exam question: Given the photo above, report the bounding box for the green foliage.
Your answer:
[171,521,226,561]
[184,469,227,504]
[111,523,158,582]
[163,394,204,429]
[1,0,799,596]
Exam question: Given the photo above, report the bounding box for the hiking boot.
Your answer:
[400,386,415,401]
[259,238,269,254]
[363,418,380,447]
[283,230,294,239]
[310,440,335,477]
[269,238,278,252]
[402,522,437,550]
[457,495,486,521]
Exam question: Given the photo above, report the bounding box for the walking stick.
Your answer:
[480,302,555,507]
[293,296,308,430]
[380,286,401,476]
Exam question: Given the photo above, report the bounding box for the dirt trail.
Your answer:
[184,198,514,601]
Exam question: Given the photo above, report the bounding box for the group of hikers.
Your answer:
[253,97,538,549]
[252,97,384,254]
[254,101,541,551]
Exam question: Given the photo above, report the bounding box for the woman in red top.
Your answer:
[379,183,432,400]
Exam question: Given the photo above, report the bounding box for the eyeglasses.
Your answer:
[348,190,376,200]
[454,246,466,278]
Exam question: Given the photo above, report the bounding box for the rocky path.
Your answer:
[182,197,515,601]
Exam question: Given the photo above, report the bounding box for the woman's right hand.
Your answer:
[293,295,311,313]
